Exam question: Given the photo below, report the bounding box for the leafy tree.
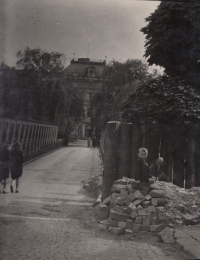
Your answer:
[141,2,200,89]
[90,59,161,130]
[121,75,200,187]
[1,48,83,139]
[16,47,66,74]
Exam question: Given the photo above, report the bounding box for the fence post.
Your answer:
[118,123,132,179]
[102,121,120,201]
[130,123,139,179]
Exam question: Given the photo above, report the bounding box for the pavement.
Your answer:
[174,226,200,259]
[0,139,198,259]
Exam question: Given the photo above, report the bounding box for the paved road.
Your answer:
[0,140,191,260]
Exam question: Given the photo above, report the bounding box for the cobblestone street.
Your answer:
[0,141,191,260]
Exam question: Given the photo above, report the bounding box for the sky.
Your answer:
[1,0,160,67]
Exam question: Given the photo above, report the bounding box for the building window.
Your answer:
[86,67,96,77]
[72,70,79,76]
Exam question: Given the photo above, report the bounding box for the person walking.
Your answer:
[10,141,24,193]
[0,143,10,194]
[92,136,96,148]
[87,137,91,147]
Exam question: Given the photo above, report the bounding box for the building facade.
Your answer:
[65,58,106,139]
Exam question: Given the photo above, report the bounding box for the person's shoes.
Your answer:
[2,190,7,194]
[16,190,19,193]
[10,185,13,193]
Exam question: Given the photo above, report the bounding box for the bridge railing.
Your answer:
[0,117,63,163]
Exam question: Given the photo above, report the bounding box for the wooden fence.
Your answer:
[101,121,200,200]
[0,117,63,163]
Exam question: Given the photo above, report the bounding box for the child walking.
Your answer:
[0,143,10,194]
[10,142,24,193]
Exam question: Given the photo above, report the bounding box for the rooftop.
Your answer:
[71,58,106,65]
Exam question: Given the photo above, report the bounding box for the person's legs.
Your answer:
[10,179,15,193]
[2,179,6,193]
[16,178,19,192]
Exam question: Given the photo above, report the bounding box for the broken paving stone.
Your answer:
[124,198,131,207]
[115,205,125,213]
[133,190,145,200]
[137,210,146,216]
[145,194,152,201]
[111,193,119,199]
[127,203,136,213]
[143,218,150,225]
[126,219,133,229]
[151,198,158,206]
[114,184,127,193]
[146,213,152,220]
[127,184,132,193]
[125,229,133,235]
[156,198,168,206]
[156,207,166,213]
[120,190,129,199]
[182,213,199,225]
[109,219,119,227]
[132,182,150,191]
[123,207,129,214]
[110,210,130,221]
[130,211,138,220]
[135,216,143,224]
[139,190,148,196]
[141,201,151,208]
[149,190,166,198]
[147,206,156,213]
[158,227,175,244]
[118,221,126,229]
[97,203,109,221]
[157,223,166,232]
[136,205,143,210]
[115,196,126,206]
[141,223,151,232]
[133,199,141,206]
[128,193,136,202]
[133,224,141,232]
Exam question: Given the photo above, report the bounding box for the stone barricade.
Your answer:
[98,178,170,236]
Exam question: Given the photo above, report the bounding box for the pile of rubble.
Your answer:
[82,175,102,198]
[97,178,171,236]
[150,182,200,226]
[83,175,200,227]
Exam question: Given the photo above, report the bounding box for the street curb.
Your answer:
[174,229,200,259]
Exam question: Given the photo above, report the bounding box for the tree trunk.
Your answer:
[118,123,132,179]
[186,126,196,188]
[102,121,120,201]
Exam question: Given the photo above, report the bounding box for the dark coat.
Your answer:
[135,157,152,182]
[10,150,24,179]
[0,147,10,180]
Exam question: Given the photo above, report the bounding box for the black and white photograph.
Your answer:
[1,0,200,259]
